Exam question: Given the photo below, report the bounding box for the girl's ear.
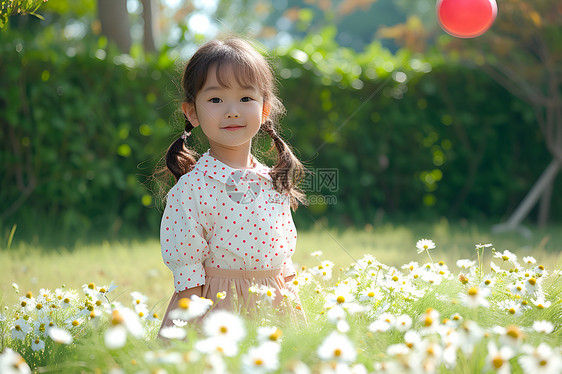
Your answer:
[182,102,199,128]
[262,102,271,123]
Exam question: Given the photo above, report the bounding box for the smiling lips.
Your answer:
[223,125,245,130]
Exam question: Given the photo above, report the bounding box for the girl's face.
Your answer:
[182,64,266,153]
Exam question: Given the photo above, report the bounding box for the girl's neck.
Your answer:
[209,147,255,169]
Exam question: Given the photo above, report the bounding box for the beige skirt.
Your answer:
[161,267,307,330]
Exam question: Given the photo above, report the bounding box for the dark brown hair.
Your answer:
[155,38,307,210]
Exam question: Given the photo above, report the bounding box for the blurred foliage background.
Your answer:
[1,0,561,248]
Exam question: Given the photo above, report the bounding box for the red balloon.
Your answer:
[437,0,497,38]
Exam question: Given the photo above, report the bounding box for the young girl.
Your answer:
[158,38,308,332]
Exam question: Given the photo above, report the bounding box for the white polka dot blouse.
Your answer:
[160,150,298,292]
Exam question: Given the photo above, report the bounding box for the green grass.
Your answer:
[1,220,561,315]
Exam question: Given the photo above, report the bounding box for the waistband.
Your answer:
[204,267,282,279]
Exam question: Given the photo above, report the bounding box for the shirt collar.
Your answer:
[195,150,272,184]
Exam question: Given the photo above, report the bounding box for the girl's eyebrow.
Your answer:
[202,85,222,93]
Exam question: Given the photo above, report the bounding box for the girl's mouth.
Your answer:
[223,125,245,130]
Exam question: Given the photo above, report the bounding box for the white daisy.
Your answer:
[485,341,514,374]
[459,286,490,308]
[532,320,554,334]
[522,256,536,265]
[369,313,396,333]
[0,348,31,374]
[311,251,323,257]
[195,336,238,357]
[494,250,518,265]
[358,287,383,302]
[519,343,562,374]
[395,314,413,332]
[203,310,245,342]
[241,342,280,373]
[416,239,435,254]
[257,326,282,343]
[531,296,552,309]
[31,338,45,352]
[130,291,148,307]
[169,295,213,321]
[456,259,476,270]
[317,332,357,363]
[11,318,30,341]
[105,325,127,350]
[159,326,187,340]
[48,326,73,344]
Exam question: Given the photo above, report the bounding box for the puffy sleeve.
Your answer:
[160,178,210,292]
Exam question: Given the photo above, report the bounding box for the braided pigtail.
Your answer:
[261,119,308,210]
[165,118,198,183]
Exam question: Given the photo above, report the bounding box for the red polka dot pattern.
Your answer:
[160,150,298,292]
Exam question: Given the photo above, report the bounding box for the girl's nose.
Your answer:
[225,111,240,119]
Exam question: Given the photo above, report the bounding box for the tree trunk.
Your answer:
[142,0,157,53]
[97,0,131,53]
[537,177,553,228]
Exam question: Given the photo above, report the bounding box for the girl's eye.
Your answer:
[241,97,253,102]
[210,98,222,103]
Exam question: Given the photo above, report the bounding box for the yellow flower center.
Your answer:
[90,311,96,318]
[178,298,191,309]
[506,325,521,339]
[26,292,32,299]
[528,278,536,286]
[88,283,95,290]
[21,301,26,307]
[508,308,516,314]
[36,303,43,310]
[392,276,399,282]
[266,290,273,297]
[414,274,419,279]
[468,287,478,296]
[485,280,491,285]
[15,325,21,331]
[368,292,375,297]
[423,245,428,250]
[409,266,414,271]
[153,313,159,318]
[453,315,459,320]
[220,326,228,334]
[492,356,504,369]
[111,310,124,326]
[502,256,509,261]
[539,360,547,366]
[138,312,144,317]
[522,300,528,305]
[254,359,264,366]
[537,304,544,309]
[64,298,70,303]
[438,261,444,266]
[269,328,282,341]
[424,317,433,327]
[95,300,102,306]
[100,288,106,293]
[72,320,79,326]
[39,324,45,332]
[136,300,140,304]
[334,349,342,357]
[336,296,345,304]
[538,265,544,270]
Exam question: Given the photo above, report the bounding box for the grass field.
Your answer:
[1,220,561,315]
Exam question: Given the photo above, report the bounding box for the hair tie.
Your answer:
[181,130,191,140]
